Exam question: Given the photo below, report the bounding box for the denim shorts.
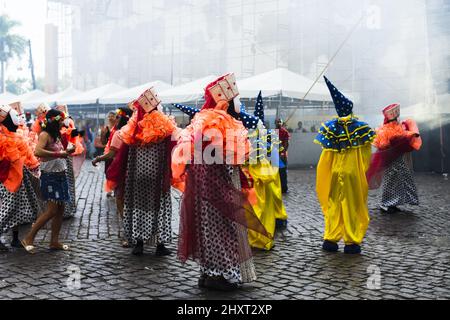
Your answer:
[40,172,70,203]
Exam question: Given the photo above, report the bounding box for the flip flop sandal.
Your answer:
[49,244,70,251]
[21,240,36,254]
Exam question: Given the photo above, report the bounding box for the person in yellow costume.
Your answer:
[246,158,286,250]
[246,92,287,250]
[314,76,376,254]
[219,90,287,251]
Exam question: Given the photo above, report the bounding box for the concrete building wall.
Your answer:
[45,23,58,94]
[288,133,322,168]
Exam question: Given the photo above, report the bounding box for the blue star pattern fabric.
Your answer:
[173,104,200,118]
[240,102,247,114]
[239,111,260,130]
[314,117,376,152]
[254,91,265,122]
[226,102,260,130]
[315,75,376,152]
[324,76,353,117]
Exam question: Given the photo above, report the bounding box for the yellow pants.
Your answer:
[247,159,287,250]
[316,145,372,245]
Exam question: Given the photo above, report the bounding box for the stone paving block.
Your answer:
[0,164,449,300]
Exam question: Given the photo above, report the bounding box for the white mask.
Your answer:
[19,114,26,126]
[9,109,20,126]
[63,118,71,128]
[257,119,265,130]
[233,96,242,114]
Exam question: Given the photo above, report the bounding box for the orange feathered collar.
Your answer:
[373,120,421,151]
[120,110,176,146]
[0,125,40,192]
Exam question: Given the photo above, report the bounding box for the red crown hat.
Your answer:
[36,103,51,118]
[9,101,23,115]
[134,87,161,113]
[55,104,69,115]
[203,73,239,110]
[0,104,12,123]
[383,103,400,124]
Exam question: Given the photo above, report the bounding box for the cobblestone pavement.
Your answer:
[0,163,449,300]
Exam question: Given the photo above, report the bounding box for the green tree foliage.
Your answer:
[0,15,27,92]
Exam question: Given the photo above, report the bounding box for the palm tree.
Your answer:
[0,15,27,93]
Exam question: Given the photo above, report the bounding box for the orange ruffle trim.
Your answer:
[31,118,43,135]
[61,122,85,156]
[171,106,250,191]
[373,120,422,151]
[17,125,38,153]
[120,111,176,146]
[105,179,115,193]
[402,119,422,151]
[0,125,40,193]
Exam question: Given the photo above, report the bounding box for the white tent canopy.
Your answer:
[45,87,83,105]
[160,75,217,104]
[403,94,450,117]
[59,83,126,105]
[237,68,332,102]
[99,81,172,105]
[0,92,19,105]
[19,90,50,109]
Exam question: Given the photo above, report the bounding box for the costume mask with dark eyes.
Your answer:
[2,111,20,132]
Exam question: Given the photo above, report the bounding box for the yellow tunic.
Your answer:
[316,144,372,245]
[247,158,287,250]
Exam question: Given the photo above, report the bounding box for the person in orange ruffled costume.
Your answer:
[118,87,177,257]
[11,103,44,214]
[367,103,422,214]
[30,103,50,137]
[0,104,41,252]
[92,106,133,248]
[172,73,269,292]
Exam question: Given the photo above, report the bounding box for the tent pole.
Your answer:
[96,103,100,132]
[440,116,444,173]
[277,92,282,120]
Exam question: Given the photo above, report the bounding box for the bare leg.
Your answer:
[23,202,59,246]
[116,196,129,247]
[116,197,124,219]
[50,203,65,248]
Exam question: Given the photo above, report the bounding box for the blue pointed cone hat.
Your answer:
[324,76,353,117]
[254,91,265,122]
[173,103,200,118]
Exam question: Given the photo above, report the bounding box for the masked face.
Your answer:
[257,119,265,130]
[9,109,20,126]
[233,96,242,114]
[19,114,26,126]
[63,118,71,128]
[108,113,116,123]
